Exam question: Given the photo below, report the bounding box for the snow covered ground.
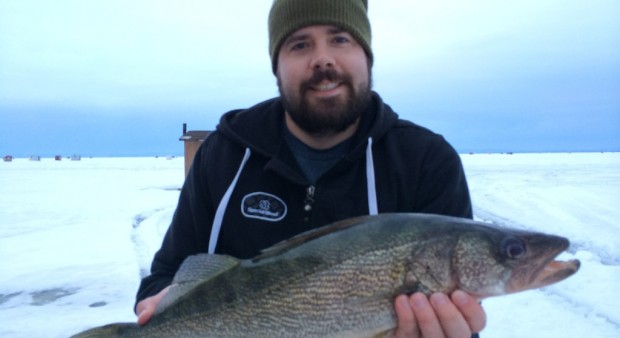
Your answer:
[0,153,618,337]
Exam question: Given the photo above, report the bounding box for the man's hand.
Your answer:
[135,286,170,326]
[390,291,486,338]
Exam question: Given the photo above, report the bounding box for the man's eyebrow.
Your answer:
[283,33,310,46]
[327,27,347,35]
[283,26,350,46]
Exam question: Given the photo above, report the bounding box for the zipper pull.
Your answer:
[304,185,315,212]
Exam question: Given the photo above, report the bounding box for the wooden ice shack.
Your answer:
[179,123,211,177]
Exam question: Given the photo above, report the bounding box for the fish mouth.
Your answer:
[524,258,581,290]
[505,235,581,294]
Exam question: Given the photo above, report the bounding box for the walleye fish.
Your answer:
[72,213,580,337]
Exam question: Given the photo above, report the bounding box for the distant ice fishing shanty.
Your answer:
[179,123,210,177]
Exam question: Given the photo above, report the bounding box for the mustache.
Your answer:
[300,69,351,92]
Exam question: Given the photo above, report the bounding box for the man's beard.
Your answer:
[278,68,372,136]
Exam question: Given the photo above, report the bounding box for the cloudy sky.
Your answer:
[1,0,618,157]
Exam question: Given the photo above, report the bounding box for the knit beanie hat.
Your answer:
[268,0,372,74]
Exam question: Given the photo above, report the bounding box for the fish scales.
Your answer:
[72,213,580,337]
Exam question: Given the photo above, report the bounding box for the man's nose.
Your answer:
[310,43,335,70]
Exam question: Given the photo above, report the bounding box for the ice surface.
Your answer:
[1,153,619,337]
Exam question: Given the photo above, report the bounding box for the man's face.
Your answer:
[276,25,372,136]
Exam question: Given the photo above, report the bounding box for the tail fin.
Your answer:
[70,322,139,338]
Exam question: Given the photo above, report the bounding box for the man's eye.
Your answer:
[291,42,308,51]
[333,36,350,44]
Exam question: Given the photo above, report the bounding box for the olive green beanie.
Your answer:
[268,0,372,74]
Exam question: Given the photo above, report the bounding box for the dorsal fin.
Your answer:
[252,215,370,262]
[155,254,239,314]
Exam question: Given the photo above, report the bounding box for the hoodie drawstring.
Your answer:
[208,139,378,253]
[366,137,378,215]
[208,148,251,254]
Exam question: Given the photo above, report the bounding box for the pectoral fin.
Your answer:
[155,254,240,314]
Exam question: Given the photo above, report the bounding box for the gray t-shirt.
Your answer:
[283,127,353,184]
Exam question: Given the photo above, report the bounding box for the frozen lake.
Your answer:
[1,153,619,337]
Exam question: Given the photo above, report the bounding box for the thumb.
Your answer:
[137,306,153,326]
[136,286,170,326]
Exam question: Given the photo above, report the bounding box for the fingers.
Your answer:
[136,286,170,326]
[411,293,446,338]
[427,293,470,338]
[391,294,420,338]
[451,291,486,334]
[391,293,447,338]
[391,291,486,338]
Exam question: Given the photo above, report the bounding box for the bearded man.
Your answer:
[136,1,486,337]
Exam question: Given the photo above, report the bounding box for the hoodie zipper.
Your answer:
[303,185,315,221]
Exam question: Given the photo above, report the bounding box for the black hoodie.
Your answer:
[136,92,472,303]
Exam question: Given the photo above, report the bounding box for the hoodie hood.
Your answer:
[216,92,399,160]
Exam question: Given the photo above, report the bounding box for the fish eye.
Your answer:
[501,236,527,259]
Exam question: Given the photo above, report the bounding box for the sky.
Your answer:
[1,153,619,337]
[0,0,619,157]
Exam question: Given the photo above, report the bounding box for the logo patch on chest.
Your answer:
[241,192,287,222]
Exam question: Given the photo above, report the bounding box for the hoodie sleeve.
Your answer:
[415,136,473,219]
[134,142,216,308]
